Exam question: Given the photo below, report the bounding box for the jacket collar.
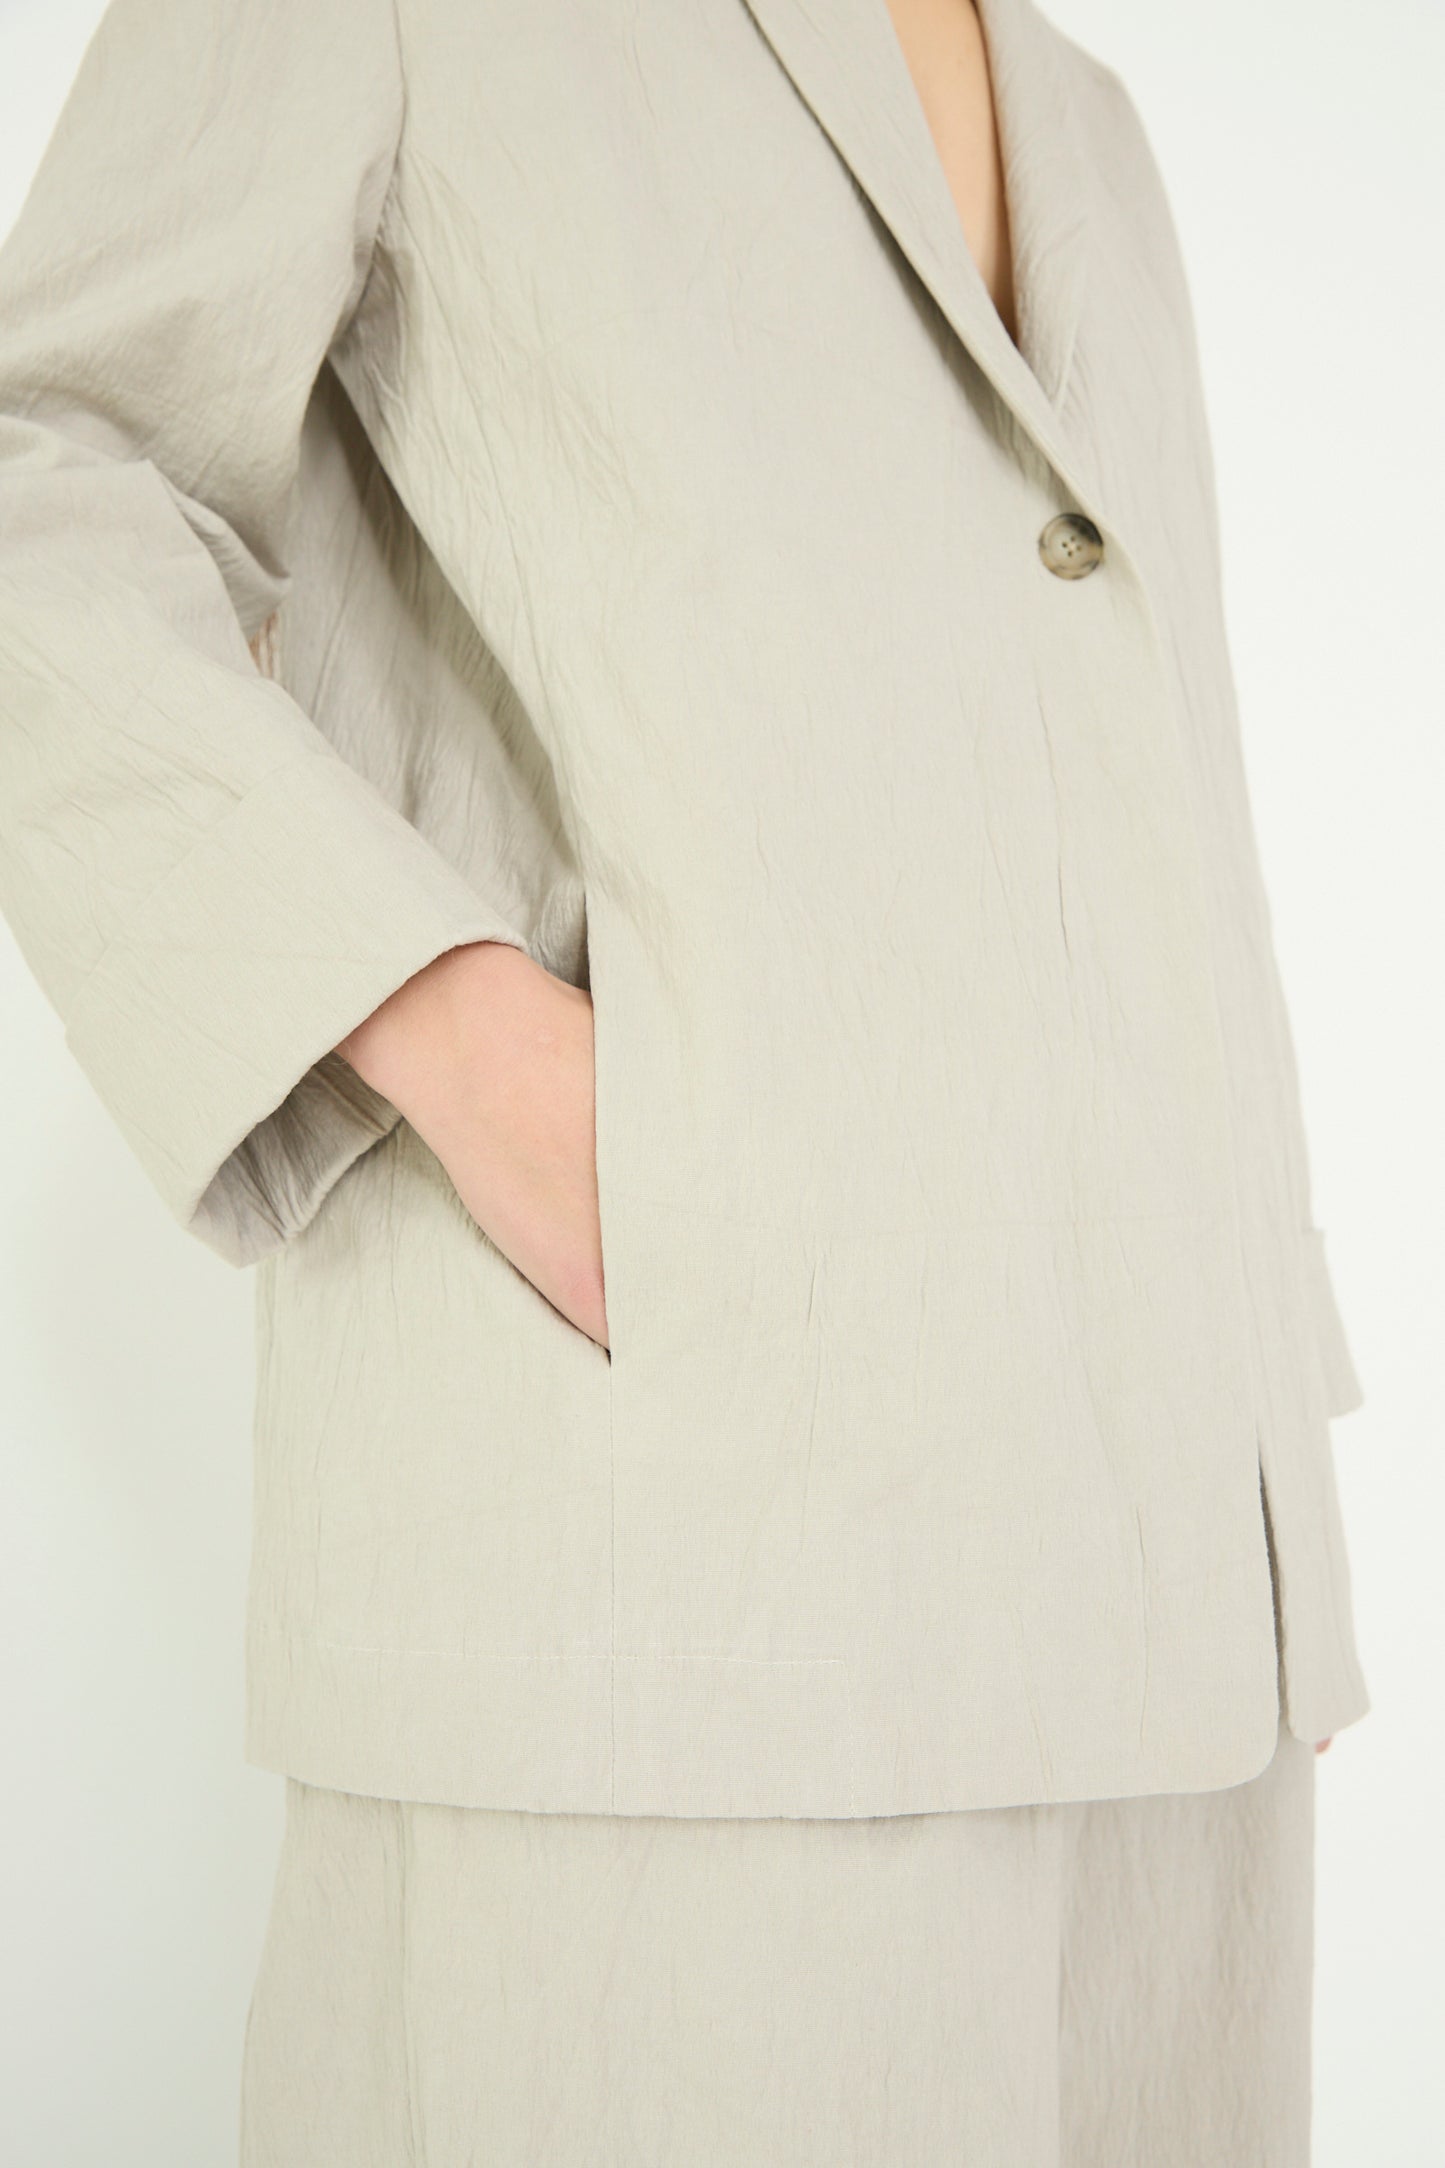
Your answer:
[735,0,1100,510]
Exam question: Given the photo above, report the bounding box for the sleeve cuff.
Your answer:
[63,742,529,1264]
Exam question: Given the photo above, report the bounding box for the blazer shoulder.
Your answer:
[1040,14,1150,138]
[1048,24,1165,179]
[1043,16,1199,310]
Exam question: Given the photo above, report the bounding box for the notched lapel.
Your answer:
[734,0,1098,507]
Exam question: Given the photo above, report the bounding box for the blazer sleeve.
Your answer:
[0,0,530,1267]
[1089,57,1367,1425]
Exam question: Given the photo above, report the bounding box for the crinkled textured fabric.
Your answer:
[238,1717,1316,2166]
[0,0,1368,1816]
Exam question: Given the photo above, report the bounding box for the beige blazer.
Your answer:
[0,0,1368,1816]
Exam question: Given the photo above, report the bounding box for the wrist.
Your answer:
[334,938,534,1125]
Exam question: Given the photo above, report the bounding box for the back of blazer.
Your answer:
[0,0,1368,1815]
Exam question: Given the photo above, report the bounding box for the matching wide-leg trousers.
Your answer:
[238,1715,1315,2167]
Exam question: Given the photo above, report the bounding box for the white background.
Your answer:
[0,0,1440,2160]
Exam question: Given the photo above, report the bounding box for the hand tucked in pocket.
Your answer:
[334,939,609,1350]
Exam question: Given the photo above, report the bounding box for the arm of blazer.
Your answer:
[1303,1224,1365,1418]
[0,0,529,1267]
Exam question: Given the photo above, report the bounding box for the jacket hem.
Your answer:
[244,1620,1301,1820]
